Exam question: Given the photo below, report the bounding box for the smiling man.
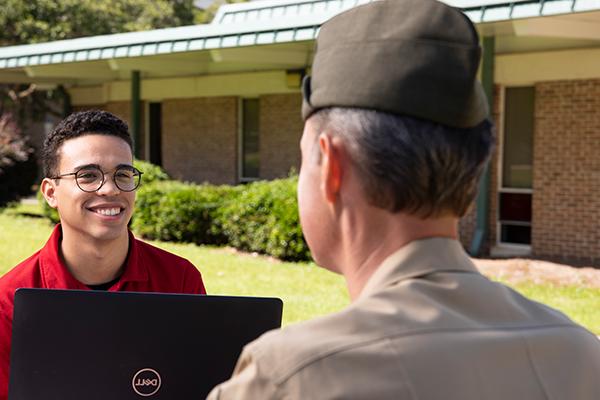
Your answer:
[0,110,206,399]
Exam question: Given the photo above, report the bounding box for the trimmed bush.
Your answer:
[0,114,37,207]
[217,177,310,262]
[132,180,236,245]
[134,176,311,261]
[134,159,170,185]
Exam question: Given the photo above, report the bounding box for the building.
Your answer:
[0,0,598,265]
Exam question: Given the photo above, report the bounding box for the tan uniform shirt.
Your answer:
[208,238,600,399]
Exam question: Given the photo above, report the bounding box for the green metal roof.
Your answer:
[215,0,600,24]
[0,17,323,69]
[0,0,599,70]
[213,0,373,24]
[463,0,600,23]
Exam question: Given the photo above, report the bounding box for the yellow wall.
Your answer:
[69,70,300,105]
[495,47,600,86]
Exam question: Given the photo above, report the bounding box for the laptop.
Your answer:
[9,288,283,400]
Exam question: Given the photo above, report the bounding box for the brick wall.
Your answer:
[71,105,102,113]
[532,79,600,265]
[104,101,131,127]
[72,102,146,160]
[74,95,303,184]
[162,97,238,184]
[259,93,303,180]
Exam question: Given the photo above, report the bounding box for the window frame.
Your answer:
[496,86,534,249]
[238,97,261,183]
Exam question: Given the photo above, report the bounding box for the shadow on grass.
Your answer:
[15,211,44,219]
[1,202,45,219]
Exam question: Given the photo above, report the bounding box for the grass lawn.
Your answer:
[502,282,600,335]
[0,203,349,325]
[1,203,598,333]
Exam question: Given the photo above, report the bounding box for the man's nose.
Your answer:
[96,175,120,196]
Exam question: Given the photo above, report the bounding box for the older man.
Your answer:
[208,0,600,398]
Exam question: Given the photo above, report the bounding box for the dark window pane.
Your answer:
[242,99,259,178]
[501,224,531,245]
[499,192,532,222]
[149,102,162,166]
[503,87,534,188]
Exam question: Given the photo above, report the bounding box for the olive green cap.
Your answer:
[302,0,489,128]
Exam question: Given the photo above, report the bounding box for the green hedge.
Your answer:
[132,177,310,261]
[132,181,235,245]
[217,177,310,261]
[134,159,170,184]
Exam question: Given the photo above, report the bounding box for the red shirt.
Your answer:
[0,224,206,400]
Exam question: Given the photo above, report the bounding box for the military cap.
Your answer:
[302,0,489,128]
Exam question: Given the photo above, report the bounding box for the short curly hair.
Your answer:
[42,110,132,177]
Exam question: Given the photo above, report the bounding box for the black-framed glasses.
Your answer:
[50,165,143,193]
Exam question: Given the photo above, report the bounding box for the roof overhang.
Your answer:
[0,42,315,85]
[0,0,599,86]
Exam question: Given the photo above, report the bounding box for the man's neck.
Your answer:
[338,210,458,301]
[59,226,130,286]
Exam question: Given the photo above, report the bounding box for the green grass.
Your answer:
[0,203,349,325]
[145,241,349,324]
[501,281,600,335]
[0,204,54,269]
[1,203,599,333]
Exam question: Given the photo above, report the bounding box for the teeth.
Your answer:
[95,208,121,216]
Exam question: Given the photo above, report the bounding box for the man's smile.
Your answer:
[86,204,126,217]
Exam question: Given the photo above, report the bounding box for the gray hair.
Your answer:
[309,108,495,217]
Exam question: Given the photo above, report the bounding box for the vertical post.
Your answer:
[58,85,71,117]
[131,70,141,159]
[469,36,495,256]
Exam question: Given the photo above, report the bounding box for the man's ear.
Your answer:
[40,178,58,209]
[318,133,343,203]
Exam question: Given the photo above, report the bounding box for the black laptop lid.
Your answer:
[9,288,283,400]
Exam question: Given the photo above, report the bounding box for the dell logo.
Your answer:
[132,368,162,397]
[136,378,159,387]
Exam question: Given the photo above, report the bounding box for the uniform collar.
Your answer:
[359,237,478,300]
[39,224,149,290]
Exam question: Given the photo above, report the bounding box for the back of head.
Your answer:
[303,0,495,217]
[42,110,132,178]
[310,109,494,218]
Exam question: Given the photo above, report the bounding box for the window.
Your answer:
[502,87,533,189]
[240,99,260,181]
[498,87,534,246]
[499,192,531,245]
[148,102,162,166]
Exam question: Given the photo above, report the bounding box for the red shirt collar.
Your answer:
[39,224,149,290]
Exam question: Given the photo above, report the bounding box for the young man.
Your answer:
[208,0,600,398]
[0,110,206,399]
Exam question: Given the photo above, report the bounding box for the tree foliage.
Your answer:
[0,114,36,207]
[0,0,199,45]
[0,0,249,151]
[0,0,201,124]
[195,0,248,24]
